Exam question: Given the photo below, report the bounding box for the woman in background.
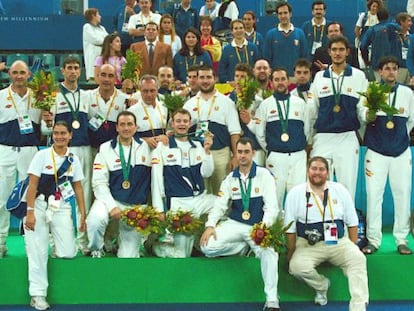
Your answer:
[243,11,264,56]
[83,8,108,83]
[158,14,182,57]
[94,33,126,85]
[200,16,222,74]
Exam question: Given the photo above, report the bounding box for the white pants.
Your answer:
[205,147,231,195]
[70,146,92,250]
[0,145,37,249]
[266,150,306,211]
[201,219,280,309]
[289,237,368,311]
[24,196,77,297]
[365,148,412,248]
[311,132,359,201]
[153,192,216,258]
[87,199,142,258]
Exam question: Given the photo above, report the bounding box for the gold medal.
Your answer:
[242,211,251,220]
[333,104,341,113]
[122,180,131,190]
[281,133,290,142]
[386,120,394,129]
[72,120,81,129]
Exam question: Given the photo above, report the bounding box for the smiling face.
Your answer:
[277,4,292,27]
[197,69,216,94]
[231,21,245,40]
[308,158,329,187]
[9,61,31,90]
[116,114,137,141]
[253,60,271,84]
[185,31,198,48]
[52,124,72,149]
[171,111,191,136]
[200,19,213,36]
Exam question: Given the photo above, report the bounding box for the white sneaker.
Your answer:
[30,296,50,310]
[91,250,104,258]
[314,279,330,306]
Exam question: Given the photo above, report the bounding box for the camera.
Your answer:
[305,229,322,245]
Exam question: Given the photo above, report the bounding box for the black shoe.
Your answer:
[264,308,280,311]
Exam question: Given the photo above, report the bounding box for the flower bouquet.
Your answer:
[163,93,185,115]
[236,77,259,110]
[357,82,398,122]
[121,49,142,86]
[122,205,165,236]
[250,218,293,253]
[166,210,205,235]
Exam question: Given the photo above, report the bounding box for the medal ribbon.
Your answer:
[51,146,71,193]
[234,46,249,65]
[8,86,31,116]
[96,89,118,121]
[118,139,132,183]
[330,72,345,106]
[60,84,81,122]
[275,97,290,135]
[239,177,252,213]
[313,24,324,43]
[141,102,166,136]
[311,191,334,223]
[196,95,216,122]
[185,55,197,71]
[386,84,398,122]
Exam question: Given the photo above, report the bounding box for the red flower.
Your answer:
[253,228,266,244]
[172,220,181,228]
[138,219,148,229]
[182,214,192,224]
[127,210,137,220]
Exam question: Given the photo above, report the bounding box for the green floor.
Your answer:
[1,230,414,305]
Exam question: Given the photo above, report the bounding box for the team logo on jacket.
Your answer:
[115,105,119,110]
[142,156,146,162]
[399,107,404,113]
[93,163,104,170]
[196,156,201,161]
[218,191,224,197]
[294,40,299,46]
[5,104,12,108]
[143,116,149,120]
[167,154,174,158]
[255,187,259,193]
[347,88,352,93]
[115,159,121,163]
[365,168,373,177]
[214,106,219,111]
[91,104,98,107]
[151,157,160,164]
[270,110,277,114]
[60,102,66,106]
[232,187,239,192]
[45,165,52,170]
[193,107,198,112]
[332,199,337,205]
[295,111,299,116]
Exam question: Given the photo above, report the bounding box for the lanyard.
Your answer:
[245,31,257,45]
[60,84,81,121]
[196,95,216,121]
[239,177,252,213]
[51,147,71,192]
[275,97,290,134]
[313,24,324,42]
[234,46,249,64]
[185,55,197,71]
[118,139,132,182]
[8,87,31,115]
[311,191,334,223]
[387,85,398,120]
[96,89,117,121]
[330,71,345,106]
[141,102,166,136]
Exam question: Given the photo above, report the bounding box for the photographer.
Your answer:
[283,156,368,311]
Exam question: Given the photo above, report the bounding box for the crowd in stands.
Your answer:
[2,1,414,311]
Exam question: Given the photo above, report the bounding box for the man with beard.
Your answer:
[248,67,309,210]
[183,64,241,195]
[253,59,273,98]
[310,35,368,201]
[284,156,368,310]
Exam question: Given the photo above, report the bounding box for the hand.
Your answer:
[314,60,327,71]
[230,156,238,171]
[79,218,87,232]
[42,110,54,127]
[410,76,414,88]
[239,109,251,124]
[157,212,165,222]
[0,62,5,71]
[228,80,237,88]
[156,134,169,146]
[109,207,122,220]
[127,98,138,107]
[143,136,158,149]
[125,6,135,15]
[204,134,213,154]
[25,211,36,231]
[200,226,216,247]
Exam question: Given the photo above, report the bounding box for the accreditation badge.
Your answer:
[58,181,75,203]
[88,113,105,131]
[324,223,338,245]
[18,114,34,134]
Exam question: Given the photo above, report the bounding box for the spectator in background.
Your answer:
[200,0,219,17]
[218,19,259,83]
[301,1,331,57]
[263,2,308,78]
[94,33,127,86]
[200,16,222,74]
[165,0,199,39]
[173,28,212,83]
[83,8,108,83]
[211,0,239,36]
[128,0,161,43]
[113,0,140,56]
[158,14,182,57]
[393,12,412,85]
[243,11,264,56]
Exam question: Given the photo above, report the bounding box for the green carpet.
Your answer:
[1,230,414,305]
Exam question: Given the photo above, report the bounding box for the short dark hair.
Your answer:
[271,67,289,80]
[396,12,411,25]
[117,111,137,125]
[328,35,350,50]
[308,156,329,172]
[53,120,72,133]
[145,21,159,30]
[294,58,312,70]
[197,64,216,77]
[312,0,326,10]
[62,56,81,68]
[236,137,254,150]
[171,108,192,121]
[327,21,344,34]
[234,63,252,78]
[376,8,389,22]
[187,64,200,74]
[377,55,399,70]
[276,2,292,14]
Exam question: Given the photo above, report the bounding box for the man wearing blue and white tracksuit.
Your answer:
[249,68,310,210]
[87,111,152,258]
[200,137,281,311]
[362,56,414,255]
[151,109,216,258]
[310,36,368,201]
[0,61,42,258]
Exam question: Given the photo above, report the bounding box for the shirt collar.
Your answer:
[278,23,294,33]
[312,18,326,27]
[231,38,248,47]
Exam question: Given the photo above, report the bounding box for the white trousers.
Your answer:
[365,148,412,248]
[153,192,216,258]
[70,146,92,249]
[311,132,360,201]
[289,237,368,311]
[201,219,280,309]
[0,145,37,249]
[87,199,142,258]
[24,196,77,297]
[266,150,306,211]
